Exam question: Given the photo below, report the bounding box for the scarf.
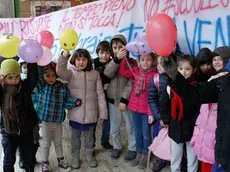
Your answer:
[171,81,196,121]
[2,84,21,135]
[135,67,154,96]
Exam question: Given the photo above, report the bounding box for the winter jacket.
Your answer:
[190,103,217,164]
[160,79,201,144]
[93,57,111,86]
[169,72,230,171]
[119,59,156,115]
[148,73,168,120]
[0,63,38,136]
[32,67,80,123]
[104,57,137,105]
[56,55,108,124]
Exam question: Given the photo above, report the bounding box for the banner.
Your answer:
[0,0,230,61]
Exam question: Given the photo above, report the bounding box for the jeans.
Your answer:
[132,112,151,151]
[211,162,225,172]
[2,132,35,172]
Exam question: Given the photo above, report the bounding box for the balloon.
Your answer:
[0,34,20,58]
[59,29,78,51]
[18,39,43,63]
[36,31,54,48]
[37,46,52,66]
[146,14,177,56]
[126,35,153,55]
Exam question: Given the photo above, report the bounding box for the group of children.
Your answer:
[0,33,229,172]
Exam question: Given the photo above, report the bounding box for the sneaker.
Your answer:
[124,150,136,161]
[42,162,51,172]
[101,142,113,149]
[58,158,72,172]
[111,149,121,159]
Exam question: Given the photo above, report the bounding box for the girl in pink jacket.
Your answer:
[119,52,157,169]
[190,51,229,172]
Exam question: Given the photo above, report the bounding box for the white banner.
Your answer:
[0,0,230,61]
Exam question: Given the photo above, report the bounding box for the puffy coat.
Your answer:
[190,103,217,164]
[104,57,137,105]
[56,55,108,124]
[119,59,156,115]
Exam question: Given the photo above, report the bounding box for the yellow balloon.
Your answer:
[0,34,20,58]
[59,29,78,51]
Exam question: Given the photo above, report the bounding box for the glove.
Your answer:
[160,55,178,80]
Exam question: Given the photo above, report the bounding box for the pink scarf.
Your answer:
[135,67,154,96]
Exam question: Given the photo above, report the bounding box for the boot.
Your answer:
[85,150,98,168]
[130,150,142,167]
[72,150,80,169]
[138,150,148,169]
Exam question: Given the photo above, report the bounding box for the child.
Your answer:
[148,56,169,172]
[119,52,157,169]
[190,47,229,172]
[0,59,38,172]
[160,54,200,172]
[104,34,137,160]
[93,40,113,149]
[56,48,108,169]
[32,62,81,172]
[18,59,40,170]
[196,48,215,82]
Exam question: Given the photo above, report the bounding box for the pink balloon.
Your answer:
[146,14,177,56]
[37,46,52,66]
[126,35,153,55]
[36,31,54,48]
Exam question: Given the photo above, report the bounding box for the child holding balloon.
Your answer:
[56,49,108,169]
[119,52,157,169]
[0,59,38,172]
[32,62,81,172]
[160,54,199,172]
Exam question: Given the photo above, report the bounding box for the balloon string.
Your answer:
[124,57,141,80]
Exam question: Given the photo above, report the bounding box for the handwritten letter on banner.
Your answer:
[0,0,230,61]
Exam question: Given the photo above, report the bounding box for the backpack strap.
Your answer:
[154,73,160,91]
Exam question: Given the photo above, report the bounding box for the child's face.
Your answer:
[43,69,57,85]
[98,49,111,63]
[4,73,20,85]
[212,56,224,72]
[139,54,153,70]
[75,56,88,70]
[200,63,212,74]
[112,41,124,57]
[157,56,165,74]
[178,60,195,79]
[21,63,27,74]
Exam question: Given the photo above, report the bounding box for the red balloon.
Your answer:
[146,14,177,56]
[36,31,54,48]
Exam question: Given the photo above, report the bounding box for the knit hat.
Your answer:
[1,59,20,77]
[110,34,127,46]
[213,46,230,65]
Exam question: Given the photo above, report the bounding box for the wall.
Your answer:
[0,0,14,18]
[20,0,97,17]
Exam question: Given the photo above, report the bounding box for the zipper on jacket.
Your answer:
[83,72,87,123]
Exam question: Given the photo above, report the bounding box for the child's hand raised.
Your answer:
[62,50,70,57]
[0,75,4,85]
[148,116,154,124]
[75,99,81,106]
[117,47,127,60]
